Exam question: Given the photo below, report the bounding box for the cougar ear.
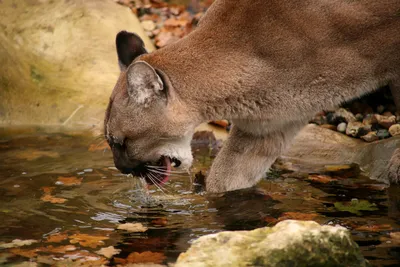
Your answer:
[116,31,147,71]
[126,61,165,106]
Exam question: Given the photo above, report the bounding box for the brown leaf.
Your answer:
[126,251,166,264]
[151,218,168,226]
[307,174,338,184]
[69,234,108,248]
[15,149,59,161]
[117,223,148,232]
[9,248,40,258]
[46,233,68,243]
[88,140,109,152]
[278,212,318,221]
[46,245,77,253]
[57,176,82,186]
[96,246,121,259]
[355,224,393,232]
[40,194,67,204]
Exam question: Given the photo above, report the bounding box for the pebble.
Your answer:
[55,181,64,185]
[327,108,356,125]
[83,168,93,172]
[360,131,379,142]
[77,172,85,175]
[377,105,385,114]
[355,113,364,121]
[377,129,390,139]
[141,20,156,31]
[337,122,347,133]
[346,122,370,137]
[13,184,20,188]
[375,115,396,129]
[389,124,400,137]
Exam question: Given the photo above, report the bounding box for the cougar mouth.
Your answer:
[133,156,181,186]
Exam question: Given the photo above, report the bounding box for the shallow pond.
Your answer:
[0,127,400,266]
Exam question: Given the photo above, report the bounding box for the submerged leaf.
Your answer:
[334,199,378,215]
[57,176,82,186]
[117,223,148,232]
[69,234,108,248]
[0,239,38,249]
[126,251,166,264]
[96,246,121,259]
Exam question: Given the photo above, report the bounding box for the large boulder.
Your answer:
[175,220,368,267]
[0,0,154,129]
[282,124,400,183]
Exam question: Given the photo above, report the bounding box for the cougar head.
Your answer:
[104,31,195,185]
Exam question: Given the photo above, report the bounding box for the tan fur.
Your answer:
[105,0,400,192]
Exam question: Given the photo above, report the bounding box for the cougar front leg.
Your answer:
[206,122,303,193]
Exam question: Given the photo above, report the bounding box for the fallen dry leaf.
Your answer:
[126,251,166,264]
[355,224,393,232]
[117,223,148,232]
[88,140,109,152]
[46,233,68,243]
[9,247,40,258]
[46,245,77,253]
[307,174,338,184]
[278,212,318,221]
[0,239,38,249]
[57,176,82,186]
[96,246,121,259]
[40,194,67,204]
[69,234,108,248]
[40,187,67,204]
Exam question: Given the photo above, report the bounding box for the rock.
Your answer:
[327,108,356,125]
[282,124,400,184]
[377,105,385,114]
[141,20,156,31]
[175,220,369,267]
[345,122,370,137]
[389,124,400,137]
[397,116,400,123]
[355,113,364,121]
[320,124,336,131]
[360,131,379,142]
[0,0,154,130]
[362,114,376,125]
[377,129,390,139]
[337,122,347,133]
[375,115,396,129]
[309,115,327,125]
[383,111,394,117]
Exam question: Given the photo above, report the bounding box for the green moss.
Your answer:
[334,199,378,215]
[30,65,44,83]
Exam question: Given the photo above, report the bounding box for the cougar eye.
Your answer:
[107,135,125,149]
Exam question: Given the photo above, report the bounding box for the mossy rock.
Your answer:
[176,220,369,267]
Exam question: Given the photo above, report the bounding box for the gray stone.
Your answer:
[377,129,390,139]
[389,124,400,137]
[337,122,347,133]
[175,220,369,267]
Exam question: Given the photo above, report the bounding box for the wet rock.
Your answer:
[337,122,347,133]
[389,124,400,137]
[383,111,394,117]
[377,129,390,139]
[175,220,369,267]
[327,108,356,125]
[375,115,396,129]
[362,114,376,126]
[360,131,379,142]
[346,122,370,137]
[320,124,336,131]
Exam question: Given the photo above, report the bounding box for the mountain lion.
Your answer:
[104,0,400,192]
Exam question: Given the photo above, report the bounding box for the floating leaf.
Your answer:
[69,234,108,248]
[334,199,378,215]
[117,223,148,232]
[355,224,393,232]
[88,140,109,152]
[46,245,77,253]
[96,246,121,259]
[57,176,82,186]
[0,239,38,249]
[278,212,318,221]
[40,187,67,204]
[126,251,166,264]
[46,233,68,243]
[307,174,338,184]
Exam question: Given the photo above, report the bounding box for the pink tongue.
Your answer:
[161,156,171,183]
